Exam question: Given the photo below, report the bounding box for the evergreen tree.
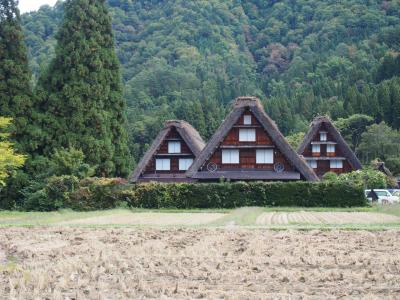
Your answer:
[0,0,33,153]
[390,80,400,129]
[377,82,391,123]
[38,0,131,177]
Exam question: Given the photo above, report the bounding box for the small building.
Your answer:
[129,120,205,183]
[186,97,318,182]
[298,116,362,177]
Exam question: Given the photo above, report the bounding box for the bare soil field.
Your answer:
[256,212,400,225]
[1,228,400,299]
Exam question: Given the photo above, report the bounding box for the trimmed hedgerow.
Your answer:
[41,178,366,211]
[119,181,366,209]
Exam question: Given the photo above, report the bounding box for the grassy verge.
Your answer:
[0,208,230,227]
[260,206,375,213]
[0,205,400,229]
[210,207,265,226]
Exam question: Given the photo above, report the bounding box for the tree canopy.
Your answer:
[0,117,26,186]
[0,0,35,153]
[36,0,131,177]
[20,0,400,162]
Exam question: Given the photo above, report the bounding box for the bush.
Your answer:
[386,157,400,176]
[323,169,388,189]
[66,177,127,211]
[19,179,367,211]
[121,181,366,209]
[23,176,79,211]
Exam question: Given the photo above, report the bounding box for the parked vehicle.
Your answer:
[365,189,400,204]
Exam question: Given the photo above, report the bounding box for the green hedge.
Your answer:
[41,178,366,211]
[120,182,366,209]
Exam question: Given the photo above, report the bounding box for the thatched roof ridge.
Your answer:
[187,97,319,181]
[233,96,264,109]
[297,116,362,170]
[129,120,205,183]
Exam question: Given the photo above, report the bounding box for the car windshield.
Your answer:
[376,191,390,197]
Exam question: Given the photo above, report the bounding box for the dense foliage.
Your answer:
[0,0,132,209]
[124,182,366,209]
[21,0,400,163]
[0,117,26,186]
[36,0,131,177]
[323,169,391,189]
[27,179,365,211]
[0,0,35,154]
[0,0,398,211]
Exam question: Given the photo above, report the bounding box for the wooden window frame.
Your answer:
[330,159,343,169]
[179,158,193,171]
[156,158,171,171]
[222,149,240,164]
[243,115,252,125]
[168,141,181,154]
[239,128,256,142]
[256,149,274,164]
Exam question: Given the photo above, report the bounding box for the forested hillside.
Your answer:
[21,0,400,163]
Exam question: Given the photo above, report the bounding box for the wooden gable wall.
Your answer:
[301,123,355,176]
[143,128,195,174]
[203,109,296,172]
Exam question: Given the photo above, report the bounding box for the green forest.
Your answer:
[1,0,400,210]
[21,0,400,166]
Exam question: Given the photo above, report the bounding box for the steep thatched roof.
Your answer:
[187,97,319,181]
[129,120,205,183]
[298,116,362,170]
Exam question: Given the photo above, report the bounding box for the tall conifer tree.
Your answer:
[38,0,131,177]
[0,0,33,153]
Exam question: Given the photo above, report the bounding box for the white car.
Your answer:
[365,189,400,204]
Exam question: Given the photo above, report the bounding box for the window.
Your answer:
[330,160,343,169]
[327,144,335,153]
[179,158,193,171]
[222,149,239,164]
[376,191,391,197]
[243,115,252,125]
[168,141,181,153]
[256,149,274,164]
[312,144,320,153]
[307,160,317,169]
[239,129,256,142]
[156,159,170,171]
[320,132,327,141]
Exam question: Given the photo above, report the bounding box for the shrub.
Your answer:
[66,177,127,211]
[23,175,79,211]
[121,181,366,209]
[323,169,388,189]
[20,179,367,211]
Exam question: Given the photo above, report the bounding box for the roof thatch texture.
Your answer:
[187,97,319,181]
[129,120,205,183]
[298,116,362,170]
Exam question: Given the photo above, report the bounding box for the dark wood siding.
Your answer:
[143,128,195,175]
[203,110,295,172]
[301,123,358,176]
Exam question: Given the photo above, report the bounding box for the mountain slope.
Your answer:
[21,0,400,161]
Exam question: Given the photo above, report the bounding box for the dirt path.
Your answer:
[1,228,400,299]
[256,212,400,225]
